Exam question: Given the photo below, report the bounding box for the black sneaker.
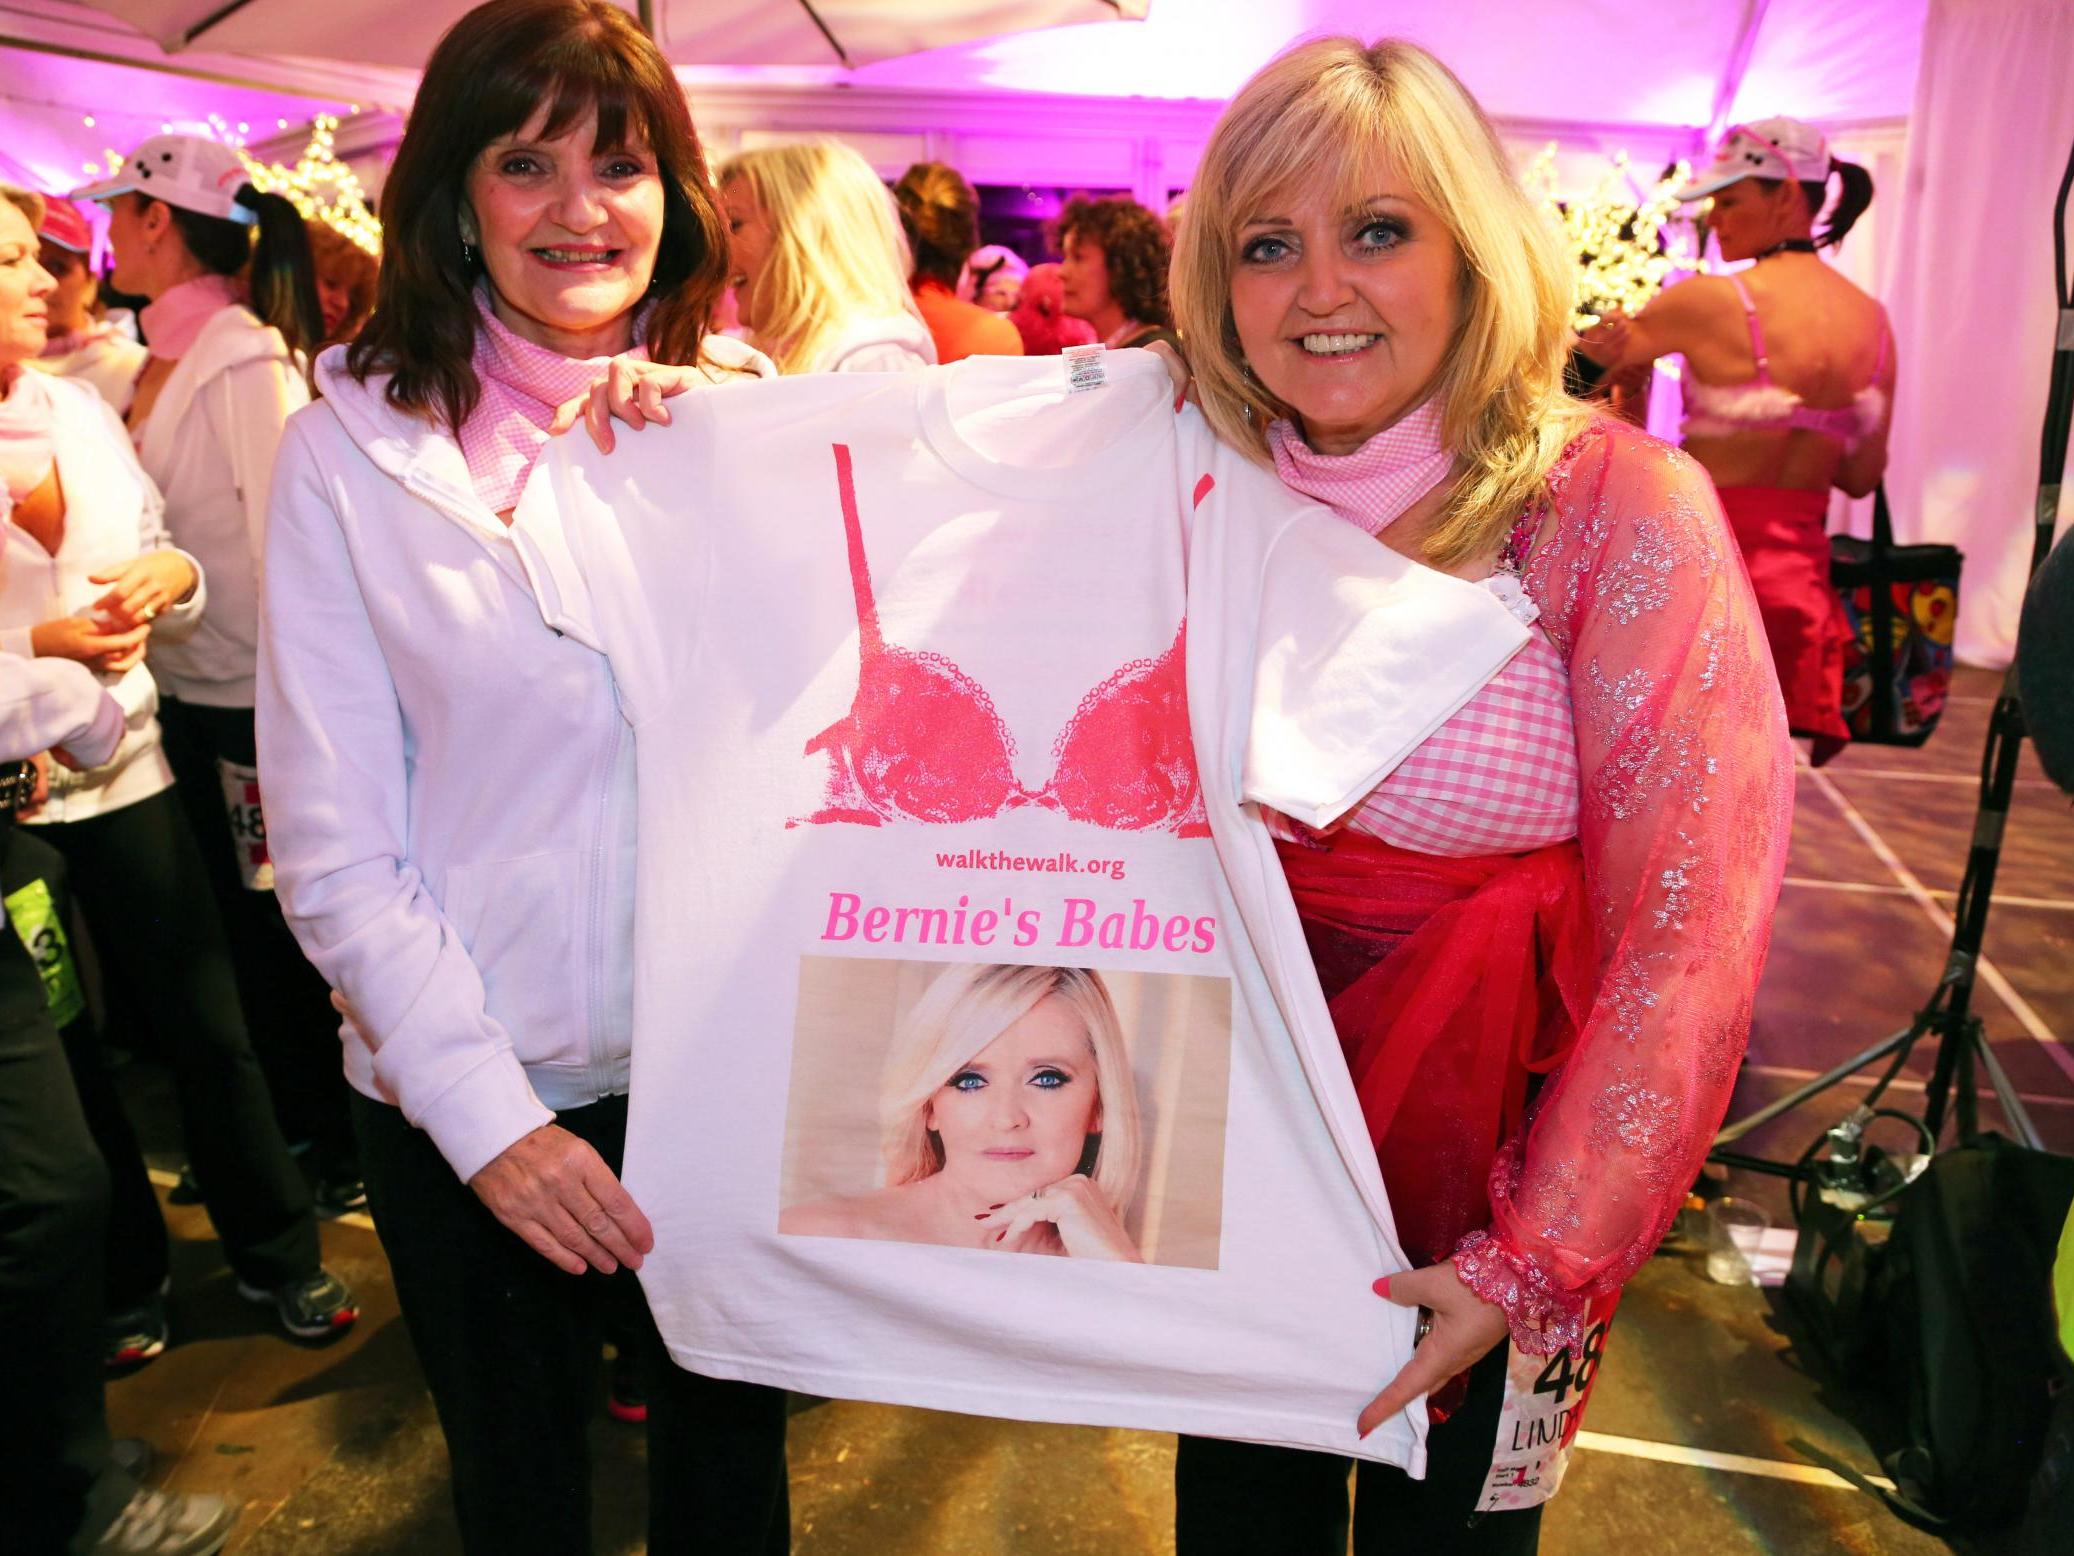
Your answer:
[90,1486,235,1555]
[311,1172,368,1219]
[165,1164,203,1206]
[236,1268,359,1340]
[105,1280,170,1373]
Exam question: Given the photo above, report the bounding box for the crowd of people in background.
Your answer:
[0,0,1900,1551]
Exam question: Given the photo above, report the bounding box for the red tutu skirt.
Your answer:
[1275,829,1596,1271]
[1717,485,1851,747]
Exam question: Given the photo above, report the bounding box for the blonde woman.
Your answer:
[1167,38,1793,1552]
[780,963,1142,1260]
[718,140,936,375]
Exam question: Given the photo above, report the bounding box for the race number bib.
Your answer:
[5,877,87,1028]
[1476,1292,1620,1513]
[216,758,275,891]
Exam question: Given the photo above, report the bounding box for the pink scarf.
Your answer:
[457,292,649,513]
[138,273,242,361]
[41,321,119,360]
[1267,396,1454,536]
[0,365,56,502]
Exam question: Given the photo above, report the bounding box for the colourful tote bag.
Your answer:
[1831,485,1961,747]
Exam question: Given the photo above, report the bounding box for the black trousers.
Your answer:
[0,829,133,1554]
[0,829,169,1310]
[30,787,317,1292]
[354,1091,792,1555]
[158,696,355,1175]
[1174,1345,1543,1556]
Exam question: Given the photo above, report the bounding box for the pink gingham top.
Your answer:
[1268,414,1580,858]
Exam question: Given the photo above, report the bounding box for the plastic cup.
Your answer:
[1705,1197,1771,1285]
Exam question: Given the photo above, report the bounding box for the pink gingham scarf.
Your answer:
[457,290,649,513]
[1266,396,1454,536]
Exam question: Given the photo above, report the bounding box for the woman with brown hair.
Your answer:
[1579,118,1891,760]
[1058,193,1178,352]
[305,222,379,348]
[253,2,788,1548]
[894,161,1023,363]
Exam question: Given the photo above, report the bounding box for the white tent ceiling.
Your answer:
[833,0,1927,128]
[70,0,1144,71]
[8,0,1929,124]
[1,0,1928,195]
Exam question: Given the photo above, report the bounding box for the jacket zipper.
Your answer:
[584,675,623,1101]
[403,472,616,1102]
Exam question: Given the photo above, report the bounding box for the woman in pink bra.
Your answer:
[1580,116,1892,756]
[1167,38,1794,1554]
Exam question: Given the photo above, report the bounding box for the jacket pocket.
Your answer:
[441,851,586,1071]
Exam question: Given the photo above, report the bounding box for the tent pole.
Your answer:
[1706,0,1773,141]
[797,0,852,68]
[180,0,266,53]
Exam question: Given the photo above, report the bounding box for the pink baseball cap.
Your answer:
[1676,117,1831,201]
[72,134,255,225]
[37,196,94,253]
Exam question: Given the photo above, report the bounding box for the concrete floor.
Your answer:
[103,666,2071,1553]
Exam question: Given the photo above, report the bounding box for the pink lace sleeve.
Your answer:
[1453,422,1794,1354]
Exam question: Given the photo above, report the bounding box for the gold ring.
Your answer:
[140,604,160,623]
[1414,1312,1435,1344]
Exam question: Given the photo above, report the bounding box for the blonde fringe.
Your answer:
[717,140,922,377]
[1171,37,1594,568]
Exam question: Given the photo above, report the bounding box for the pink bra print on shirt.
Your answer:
[792,444,1209,836]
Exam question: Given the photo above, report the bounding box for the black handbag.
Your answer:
[1830,486,1962,747]
[1866,1136,2074,1529]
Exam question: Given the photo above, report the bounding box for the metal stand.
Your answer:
[1710,134,2074,1180]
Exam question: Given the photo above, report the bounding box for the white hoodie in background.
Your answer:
[32,322,148,412]
[1,652,124,769]
[135,303,308,709]
[804,310,937,375]
[0,370,205,823]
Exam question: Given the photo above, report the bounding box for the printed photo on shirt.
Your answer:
[778,957,1231,1268]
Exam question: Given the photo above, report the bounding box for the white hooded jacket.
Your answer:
[806,309,938,375]
[0,369,205,822]
[135,302,308,708]
[257,339,768,1182]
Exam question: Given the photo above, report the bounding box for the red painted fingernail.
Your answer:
[1358,1423,1375,1440]
[987,1204,1004,1210]
[973,1213,990,1220]
[993,1230,1006,1242]
[1372,1277,1391,1297]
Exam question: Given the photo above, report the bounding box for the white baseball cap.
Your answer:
[1675,118,1831,201]
[72,134,256,225]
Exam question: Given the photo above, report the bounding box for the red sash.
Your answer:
[1276,830,1596,1269]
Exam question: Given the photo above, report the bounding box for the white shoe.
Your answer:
[90,1487,236,1555]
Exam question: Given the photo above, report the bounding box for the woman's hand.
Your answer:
[1357,1260,1511,1437]
[90,552,197,632]
[975,1173,1144,1262]
[468,1122,656,1276]
[549,359,716,455]
[1145,338,1194,412]
[30,615,150,674]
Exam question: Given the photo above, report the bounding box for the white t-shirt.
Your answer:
[514,351,1527,1470]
